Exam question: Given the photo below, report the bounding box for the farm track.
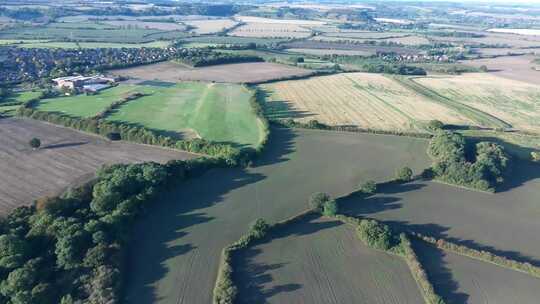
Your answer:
[393,76,512,129]
[0,117,197,214]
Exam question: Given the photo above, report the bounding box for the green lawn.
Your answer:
[36,85,148,117]
[3,40,171,49]
[105,82,264,148]
[1,90,42,104]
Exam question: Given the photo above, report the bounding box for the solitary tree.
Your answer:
[29,138,41,150]
[396,166,413,182]
[359,180,377,194]
[322,200,338,216]
[309,192,330,212]
[427,120,444,131]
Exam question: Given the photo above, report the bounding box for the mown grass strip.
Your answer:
[393,76,511,129]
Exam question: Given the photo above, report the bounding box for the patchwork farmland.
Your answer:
[0,117,196,215]
[235,215,424,304]
[261,73,472,131]
[124,128,431,304]
[111,61,314,84]
[36,82,265,147]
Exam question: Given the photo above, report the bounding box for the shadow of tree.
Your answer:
[412,240,469,304]
[234,214,341,303]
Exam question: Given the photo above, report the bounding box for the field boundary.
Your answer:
[271,119,433,139]
[411,232,540,279]
[393,76,512,129]
[17,107,244,164]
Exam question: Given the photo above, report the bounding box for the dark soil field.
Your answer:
[340,159,540,265]
[414,240,540,304]
[235,215,424,304]
[110,61,314,84]
[124,128,431,304]
[462,55,540,85]
[282,41,421,55]
[0,118,197,215]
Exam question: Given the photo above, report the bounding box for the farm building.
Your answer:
[52,74,116,91]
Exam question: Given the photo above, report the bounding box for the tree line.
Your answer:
[173,48,263,67]
[0,158,230,304]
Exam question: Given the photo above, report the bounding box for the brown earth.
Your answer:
[110,61,314,84]
[0,117,198,215]
[414,240,540,304]
[235,214,424,304]
[461,55,540,85]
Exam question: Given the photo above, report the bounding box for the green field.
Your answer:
[36,85,144,117]
[1,90,42,105]
[0,24,189,43]
[36,83,264,147]
[2,40,171,49]
[105,82,263,147]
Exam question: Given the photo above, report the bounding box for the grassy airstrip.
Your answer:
[124,128,431,304]
[36,83,264,148]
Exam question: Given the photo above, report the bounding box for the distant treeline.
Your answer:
[427,131,510,192]
[174,48,263,67]
[0,157,230,304]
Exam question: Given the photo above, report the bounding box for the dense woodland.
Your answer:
[428,131,510,192]
[0,159,225,304]
[173,48,263,67]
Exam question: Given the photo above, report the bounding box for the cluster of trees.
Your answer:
[428,131,510,192]
[174,48,263,67]
[17,107,243,165]
[214,218,270,304]
[0,159,216,304]
[361,63,427,75]
[308,192,337,216]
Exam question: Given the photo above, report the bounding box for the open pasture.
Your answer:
[413,73,540,132]
[285,48,373,56]
[229,22,312,38]
[36,85,148,118]
[462,55,540,85]
[184,19,238,34]
[101,20,187,31]
[235,215,424,304]
[0,23,189,43]
[261,73,472,131]
[285,40,420,55]
[314,34,430,46]
[124,128,431,304]
[105,82,264,148]
[111,61,314,84]
[340,160,540,264]
[5,40,171,49]
[1,90,41,105]
[0,117,196,215]
[414,240,540,304]
[234,16,326,26]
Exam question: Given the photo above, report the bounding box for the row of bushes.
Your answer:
[427,131,511,192]
[399,234,446,304]
[274,118,433,139]
[213,219,270,304]
[17,107,244,165]
[173,48,263,67]
[332,214,445,304]
[93,92,146,119]
[0,158,230,304]
[413,233,540,279]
